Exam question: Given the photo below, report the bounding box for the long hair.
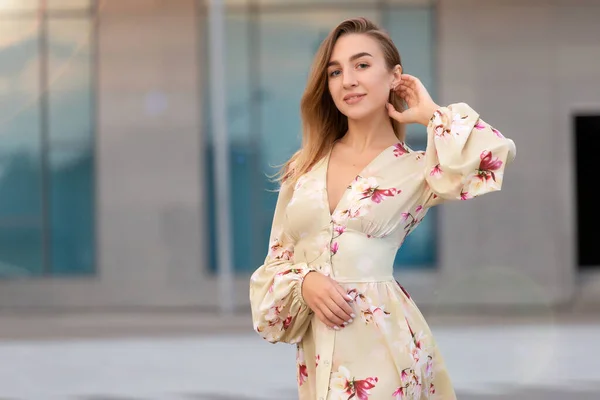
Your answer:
[277,17,406,186]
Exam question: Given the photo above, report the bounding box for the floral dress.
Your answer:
[249,103,517,400]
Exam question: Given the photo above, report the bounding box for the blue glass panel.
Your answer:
[0,151,42,219]
[258,10,381,170]
[49,147,95,275]
[257,10,381,258]
[386,7,438,269]
[385,7,436,146]
[48,19,93,145]
[0,20,41,154]
[201,12,263,273]
[0,223,43,277]
[204,144,265,273]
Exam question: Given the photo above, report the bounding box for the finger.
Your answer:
[314,309,338,330]
[397,86,414,102]
[334,285,356,318]
[400,73,420,87]
[387,102,405,123]
[398,86,417,105]
[320,302,346,328]
[401,75,427,97]
[326,295,353,323]
[402,75,430,99]
[398,81,417,94]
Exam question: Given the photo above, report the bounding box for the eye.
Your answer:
[329,70,341,78]
[357,63,370,69]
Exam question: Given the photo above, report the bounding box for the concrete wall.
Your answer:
[1,0,598,311]
[426,0,600,310]
[0,0,214,309]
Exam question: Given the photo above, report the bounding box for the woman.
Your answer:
[249,17,516,400]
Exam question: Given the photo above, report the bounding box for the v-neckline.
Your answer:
[323,142,401,218]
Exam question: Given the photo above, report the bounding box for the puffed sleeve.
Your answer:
[249,178,316,344]
[422,102,517,208]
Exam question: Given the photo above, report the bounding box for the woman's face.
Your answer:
[327,33,399,122]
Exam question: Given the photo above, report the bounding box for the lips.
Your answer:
[343,93,366,104]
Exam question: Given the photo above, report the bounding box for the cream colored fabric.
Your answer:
[250,103,516,400]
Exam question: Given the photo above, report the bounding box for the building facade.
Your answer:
[0,0,599,311]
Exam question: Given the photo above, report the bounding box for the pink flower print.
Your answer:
[354,377,379,400]
[393,142,409,157]
[365,187,400,203]
[283,315,293,330]
[269,237,294,261]
[315,354,320,368]
[268,238,283,256]
[477,150,503,182]
[433,124,450,138]
[334,224,345,235]
[429,383,436,394]
[401,212,410,221]
[415,205,423,214]
[330,242,339,255]
[330,366,378,400]
[395,280,411,299]
[298,362,308,386]
[430,164,442,178]
[460,189,472,200]
[492,127,505,138]
[425,356,434,379]
[276,268,303,278]
[350,177,400,203]
[347,288,372,310]
[362,305,391,326]
[394,368,422,399]
[296,347,308,386]
[474,120,486,130]
[350,176,399,204]
[450,112,473,136]
[392,386,406,399]
[405,318,422,349]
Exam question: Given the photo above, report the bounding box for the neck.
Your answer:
[340,109,399,151]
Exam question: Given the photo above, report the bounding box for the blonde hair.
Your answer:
[278,17,406,186]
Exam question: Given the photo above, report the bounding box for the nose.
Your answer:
[342,69,358,89]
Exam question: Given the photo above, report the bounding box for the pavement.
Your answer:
[0,310,599,400]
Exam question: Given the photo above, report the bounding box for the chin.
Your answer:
[341,106,378,122]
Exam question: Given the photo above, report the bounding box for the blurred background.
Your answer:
[0,0,599,399]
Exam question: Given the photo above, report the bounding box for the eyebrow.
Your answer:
[327,52,373,68]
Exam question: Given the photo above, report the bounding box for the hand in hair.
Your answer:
[387,74,440,126]
[301,271,355,330]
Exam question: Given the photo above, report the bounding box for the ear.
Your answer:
[390,64,403,90]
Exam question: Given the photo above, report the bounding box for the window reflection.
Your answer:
[48,19,93,144]
[201,4,439,273]
[0,20,41,155]
[0,1,95,277]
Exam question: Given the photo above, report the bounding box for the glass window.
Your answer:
[0,3,96,278]
[201,11,263,273]
[385,6,438,269]
[50,147,94,275]
[48,18,93,145]
[258,9,380,169]
[201,3,438,274]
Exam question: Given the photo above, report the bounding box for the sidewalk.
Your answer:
[0,306,598,340]
[0,310,599,399]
